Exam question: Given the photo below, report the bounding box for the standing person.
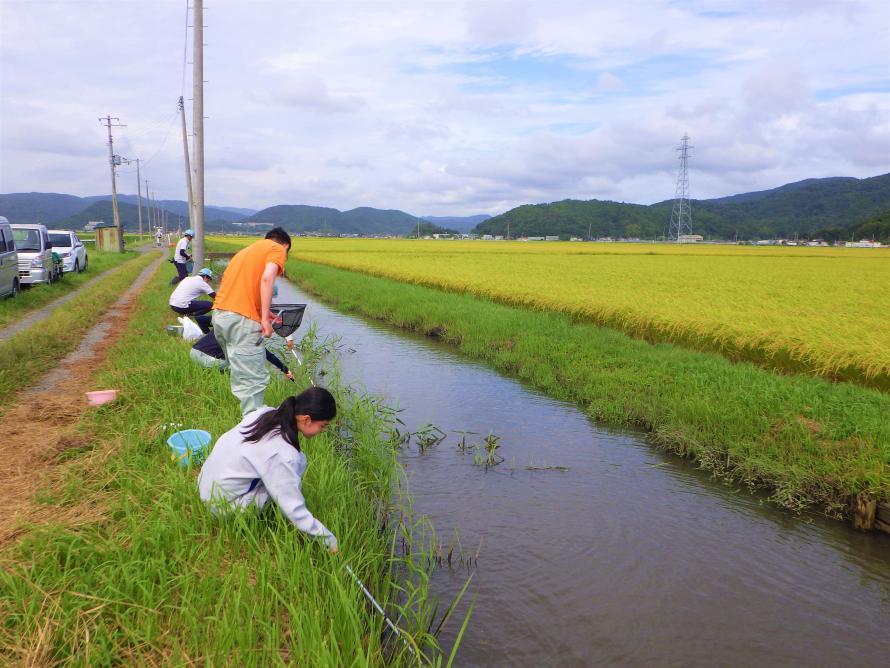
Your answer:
[169,267,216,333]
[170,229,194,285]
[212,227,291,414]
[197,386,338,552]
[155,228,163,247]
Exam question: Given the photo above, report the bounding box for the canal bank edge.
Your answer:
[0,258,455,665]
[286,256,890,533]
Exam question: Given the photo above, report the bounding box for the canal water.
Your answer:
[276,280,890,667]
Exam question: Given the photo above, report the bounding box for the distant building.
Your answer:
[84,220,106,231]
[678,234,704,243]
[545,235,559,241]
[845,239,884,248]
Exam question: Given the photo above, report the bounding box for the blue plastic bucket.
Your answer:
[166,429,211,466]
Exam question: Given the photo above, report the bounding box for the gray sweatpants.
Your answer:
[212,309,269,415]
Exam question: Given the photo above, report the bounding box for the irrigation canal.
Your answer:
[276,279,890,666]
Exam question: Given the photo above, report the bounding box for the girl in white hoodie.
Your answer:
[198,386,339,552]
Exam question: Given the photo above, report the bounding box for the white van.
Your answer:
[11,223,55,285]
[0,216,20,297]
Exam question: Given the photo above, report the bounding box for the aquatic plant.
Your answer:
[473,433,505,469]
[414,424,446,453]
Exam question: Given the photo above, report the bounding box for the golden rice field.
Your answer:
[271,238,890,389]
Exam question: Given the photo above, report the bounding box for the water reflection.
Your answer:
[278,279,890,666]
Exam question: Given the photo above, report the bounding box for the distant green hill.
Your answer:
[0,192,252,226]
[811,208,890,243]
[52,200,175,231]
[248,205,421,235]
[475,173,890,240]
[0,192,92,223]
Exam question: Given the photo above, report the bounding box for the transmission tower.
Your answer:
[668,134,693,242]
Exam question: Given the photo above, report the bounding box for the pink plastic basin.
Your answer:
[86,389,118,406]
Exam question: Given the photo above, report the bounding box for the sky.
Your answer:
[1,0,889,216]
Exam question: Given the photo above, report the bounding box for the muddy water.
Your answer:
[276,281,890,667]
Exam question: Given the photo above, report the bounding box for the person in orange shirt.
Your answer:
[212,227,291,414]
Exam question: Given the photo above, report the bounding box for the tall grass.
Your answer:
[1,260,467,665]
[265,237,890,389]
[280,257,890,514]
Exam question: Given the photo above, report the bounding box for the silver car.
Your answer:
[0,216,20,298]
[49,229,89,273]
[11,223,55,285]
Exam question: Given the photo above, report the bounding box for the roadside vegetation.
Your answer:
[283,256,890,516]
[0,248,140,329]
[1,261,466,665]
[288,239,890,390]
[0,252,156,406]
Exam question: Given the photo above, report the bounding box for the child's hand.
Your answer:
[330,544,339,555]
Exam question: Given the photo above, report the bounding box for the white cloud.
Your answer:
[0,0,888,215]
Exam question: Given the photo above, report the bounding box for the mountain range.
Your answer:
[2,172,888,240]
[475,174,890,241]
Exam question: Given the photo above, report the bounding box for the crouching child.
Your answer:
[197,386,338,552]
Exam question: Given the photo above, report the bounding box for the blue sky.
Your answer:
[1,0,888,216]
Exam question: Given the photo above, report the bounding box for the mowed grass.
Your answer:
[0,260,465,665]
[266,238,890,390]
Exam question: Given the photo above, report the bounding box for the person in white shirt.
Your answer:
[169,267,216,332]
[197,386,339,552]
[170,229,194,284]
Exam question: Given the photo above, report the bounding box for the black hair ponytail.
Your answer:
[240,386,337,451]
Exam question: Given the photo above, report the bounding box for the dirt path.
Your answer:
[0,244,159,344]
[0,253,164,545]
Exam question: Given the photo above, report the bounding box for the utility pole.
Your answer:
[135,158,143,240]
[192,0,206,269]
[178,96,195,230]
[145,179,153,232]
[99,115,126,251]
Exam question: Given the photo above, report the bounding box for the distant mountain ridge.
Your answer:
[475,174,890,240]
[5,174,888,239]
[0,192,256,226]
[421,214,491,233]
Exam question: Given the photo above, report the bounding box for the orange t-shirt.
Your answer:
[213,239,287,322]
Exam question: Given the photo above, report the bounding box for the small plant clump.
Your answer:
[472,433,505,469]
[414,424,446,453]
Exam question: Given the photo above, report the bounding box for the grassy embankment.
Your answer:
[0,251,156,406]
[292,239,890,391]
[0,262,466,665]
[0,249,141,329]
[281,256,890,515]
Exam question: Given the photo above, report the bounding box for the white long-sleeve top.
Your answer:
[172,236,191,263]
[197,407,337,548]
[169,275,215,308]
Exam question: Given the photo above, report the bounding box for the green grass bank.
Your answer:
[1,261,463,665]
[287,257,890,516]
[0,248,140,329]
[0,251,156,406]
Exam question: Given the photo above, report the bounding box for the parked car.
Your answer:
[11,223,55,286]
[0,216,20,298]
[48,229,89,273]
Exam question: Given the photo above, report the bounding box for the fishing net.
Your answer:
[269,303,307,337]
